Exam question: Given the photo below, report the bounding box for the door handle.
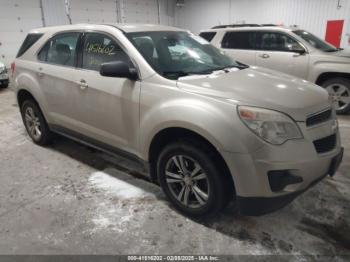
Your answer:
[259,54,270,59]
[77,79,88,90]
[36,67,44,77]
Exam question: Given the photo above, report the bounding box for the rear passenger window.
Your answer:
[199,32,216,42]
[38,32,80,67]
[221,31,256,50]
[82,33,132,71]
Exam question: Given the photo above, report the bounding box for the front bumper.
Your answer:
[0,79,9,86]
[236,147,343,216]
[0,73,9,86]
[220,116,343,215]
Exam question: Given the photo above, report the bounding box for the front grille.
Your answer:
[313,134,336,154]
[306,109,332,127]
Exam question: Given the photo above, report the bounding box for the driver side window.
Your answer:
[257,32,304,52]
[82,33,132,71]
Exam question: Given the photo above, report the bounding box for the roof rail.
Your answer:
[211,24,278,29]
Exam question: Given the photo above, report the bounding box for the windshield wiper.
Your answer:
[162,71,190,78]
[324,48,342,52]
[162,70,216,79]
[211,64,249,72]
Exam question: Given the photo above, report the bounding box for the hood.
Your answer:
[332,49,350,58]
[176,67,331,121]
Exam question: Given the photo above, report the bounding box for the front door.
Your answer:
[325,20,344,48]
[255,31,309,79]
[73,32,141,153]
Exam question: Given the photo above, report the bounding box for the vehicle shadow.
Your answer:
[48,134,350,255]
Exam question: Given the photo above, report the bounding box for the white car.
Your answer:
[200,25,350,114]
[0,62,9,88]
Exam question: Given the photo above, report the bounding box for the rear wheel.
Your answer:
[20,100,53,145]
[322,78,350,114]
[157,140,233,217]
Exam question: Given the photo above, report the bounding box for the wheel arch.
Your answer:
[316,72,350,86]
[17,89,38,108]
[147,127,236,197]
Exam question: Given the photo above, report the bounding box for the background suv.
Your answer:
[200,25,350,114]
[13,24,342,217]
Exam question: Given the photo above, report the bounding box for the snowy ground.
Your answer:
[0,87,349,258]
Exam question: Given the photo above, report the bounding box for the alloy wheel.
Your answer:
[24,107,42,140]
[165,155,210,209]
[326,83,350,111]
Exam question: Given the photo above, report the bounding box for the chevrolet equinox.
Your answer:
[13,24,343,217]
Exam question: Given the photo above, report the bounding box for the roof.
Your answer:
[29,23,185,34]
[201,26,295,33]
[111,23,185,33]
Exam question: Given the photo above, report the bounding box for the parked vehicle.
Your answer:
[13,24,343,217]
[200,25,350,114]
[0,61,9,88]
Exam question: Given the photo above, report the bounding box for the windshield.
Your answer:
[293,30,338,52]
[126,31,245,79]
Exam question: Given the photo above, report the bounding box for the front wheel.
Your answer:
[322,78,350,114]
[157,141,232,217]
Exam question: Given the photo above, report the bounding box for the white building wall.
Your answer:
[0,0,43,66]
[0,0,176,67]
[175,0,350,49]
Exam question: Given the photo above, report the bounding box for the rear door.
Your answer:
[73,32,140,152]
[220,31,257,65]
[255,31,309,79]
[36,32,82,128]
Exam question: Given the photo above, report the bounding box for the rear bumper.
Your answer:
[236,147,344,216]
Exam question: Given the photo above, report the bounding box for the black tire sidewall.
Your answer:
[21,100,51,145]
[157,142,226,217]
[322,78,350,114]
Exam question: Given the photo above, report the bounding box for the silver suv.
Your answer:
[14,24,343,217]
[200,25,350,114]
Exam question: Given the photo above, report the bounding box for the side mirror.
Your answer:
[100,61,138,80]
[289,44,306,55]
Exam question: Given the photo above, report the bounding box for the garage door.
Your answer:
[69,0,118,24]
[0,0,43,67]
[123,0,159,24]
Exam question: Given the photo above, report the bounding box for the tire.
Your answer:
[20,100,53,145]
[157,140,233,218]
[322,77,350,114]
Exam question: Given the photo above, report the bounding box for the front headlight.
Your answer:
[238,106,303,145]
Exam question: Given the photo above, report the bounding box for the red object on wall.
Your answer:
[325,20,344,48]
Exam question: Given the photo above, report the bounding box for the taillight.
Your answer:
[11,62,15,76]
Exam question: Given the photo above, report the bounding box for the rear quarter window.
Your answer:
[199,32,217,42]
[17,33,43,57]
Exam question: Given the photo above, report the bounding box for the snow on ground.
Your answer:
[88,168,154,200]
